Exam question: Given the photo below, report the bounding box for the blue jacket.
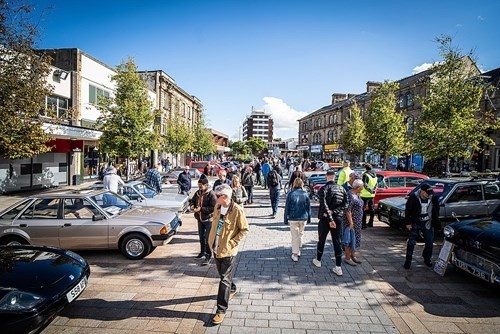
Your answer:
[284,188,311,225]
[262,162,271,175]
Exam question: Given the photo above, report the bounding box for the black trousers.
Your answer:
[316,216,342,266]
[214,256,238,314]
[406,224,434,262]
[197,220,212,258]
[361,197,375,227]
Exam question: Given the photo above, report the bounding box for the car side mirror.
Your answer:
[93,214,104,221]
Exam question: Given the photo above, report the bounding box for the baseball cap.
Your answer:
[420,184,434,195]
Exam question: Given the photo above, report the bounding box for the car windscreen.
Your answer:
[91,192,132,215]
[410,180,452,199]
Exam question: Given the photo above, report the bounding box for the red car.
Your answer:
[374,171,428,208]
[189,161,222,175]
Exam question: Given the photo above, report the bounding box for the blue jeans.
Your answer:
[406,223,434,262]
[245,186,254,203]
[270,186,280,215]
[263,173,269,189]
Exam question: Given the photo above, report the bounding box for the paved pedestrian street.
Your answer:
[2,186,494,334]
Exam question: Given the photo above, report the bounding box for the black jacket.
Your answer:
[190,188,217,222]
[318,181,348,220]
[405,192,440,229]
[177,172,192,192]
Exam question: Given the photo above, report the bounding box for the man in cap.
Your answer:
[208,184,249,325]
[403,183,440,269]
[190,174,217,265]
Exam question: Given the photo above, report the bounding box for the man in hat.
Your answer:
[190,175,217,265]
[208,184,249,325]
[403,183,440,269]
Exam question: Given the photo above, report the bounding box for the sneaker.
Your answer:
[291,254,299,262]
[195,253,205,259]
[332,266,343,276]
[312,258,321,268]
[229,288,239,300]
[403,261,411,269]
[424,259,433,267]
[201,257,212,266]
[344,258,357,266]
[212,313,225,324]
[297,251,301,257]
[352,257,362,264]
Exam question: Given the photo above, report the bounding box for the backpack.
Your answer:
[268,170,279,187]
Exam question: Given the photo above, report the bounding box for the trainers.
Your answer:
[312,258,321,267]
[332,266,343,276]
[344,258,357,266]
[212,313,225,324]
[229,288,239,300]
[403,261,411,269]
[195,252,205,259]
[297,251,301,257]
[291,254,299,262]
[352,257,362,264]
[201,257,212,266]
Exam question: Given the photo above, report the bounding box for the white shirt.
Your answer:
[103,172,125,193]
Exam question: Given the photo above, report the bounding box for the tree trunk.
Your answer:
[126,158,130,181]
[445,153,450,176]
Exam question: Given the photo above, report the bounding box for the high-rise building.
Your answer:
[242,108,273,142]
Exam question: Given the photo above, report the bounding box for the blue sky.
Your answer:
[33,0,500,140]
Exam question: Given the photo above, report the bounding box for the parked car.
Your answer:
[0,189,181,259]
[374,171,428,208]
[121,181,190,213]
[443,210,500,284]
[377,178,500,229]
[160,168,212,189]
[0,245,90,334]
[189,161,222,174]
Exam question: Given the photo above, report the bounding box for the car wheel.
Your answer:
[0,236,28,246]
[120,234,151,260]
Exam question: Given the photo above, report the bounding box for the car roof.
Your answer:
[29,188,108,199]
[377,171,428,178]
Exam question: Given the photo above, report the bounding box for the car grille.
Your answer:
[454,248,500,276]
[181,201,189,213]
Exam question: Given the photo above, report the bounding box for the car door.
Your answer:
[59,198,109,249]
[483,182,500,214]
[376,176,405,202]
[443,184,488,219]
[15,198,61,247]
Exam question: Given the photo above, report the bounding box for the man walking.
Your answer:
[145,164,162,193]
[208,184,249,325]
[360,163,377,228]
[267,165,282,218]
[213,169,231,189]
[337,160,352,186]
[176,166,192,196]
[262,159,271,189]
[102,166,124,193]
[312,170,348,276]
[253,159,262,186]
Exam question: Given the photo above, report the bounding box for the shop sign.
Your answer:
[324,144,339,152]
[297,145,309,151]
[311,145,323,153]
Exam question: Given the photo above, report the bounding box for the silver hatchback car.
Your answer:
[0,189,181,260]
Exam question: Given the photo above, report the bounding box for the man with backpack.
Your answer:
[267,165,282,218]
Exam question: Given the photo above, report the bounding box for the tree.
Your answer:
[366,80,409,169]
[414,35,497,174]
[246,137,268,156]
[192,114,215,158]
[0,0,53,159]
[229,141,249,155]
[341,102,367,163]
[97,57,155,178]
[162,110,193,156]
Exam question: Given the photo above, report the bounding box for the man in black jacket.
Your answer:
[177,166,192,196]
[404,183,440,269]
[312,170,348,276]
[190,175,217,265]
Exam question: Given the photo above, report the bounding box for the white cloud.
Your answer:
[412,62,434,74]
[477,15,485,21]
[455,23,463,28]
[261,97,307,139]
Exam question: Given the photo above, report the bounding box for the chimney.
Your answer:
[366,81,382,93]
[331,93,348,104]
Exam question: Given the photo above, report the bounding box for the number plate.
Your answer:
[453,258,489,282]
[66,276,87,303]
[379,215,389,223]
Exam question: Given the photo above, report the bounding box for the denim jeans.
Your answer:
[406,223,434,262]
[263,173,269,189]
[214,256,238,314]
[244,186,253,203]
[197,220,212,258]
[270,187,280,215]
[316,216,343,266]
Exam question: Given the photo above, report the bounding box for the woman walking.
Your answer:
[342,179,364,266]
[284,178,311,262]
[242,166,255,204]
[231,175,248,207]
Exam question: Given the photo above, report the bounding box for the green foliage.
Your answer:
[97,58,155,159]
[245,137,268,155]
[192,114,215,156]
[162,109,193,154]
[414,36,496,172]
[341,102,367,162]
[0,0,53,159]
[366,80,409,168]
[230,141,249,155]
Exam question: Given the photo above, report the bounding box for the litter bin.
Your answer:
[72,174,81,186]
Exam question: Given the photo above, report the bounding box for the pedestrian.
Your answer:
[312,170,348,276]
[145,164,162,193]
[204,164,210,176]
[190,175,217,266]
[230,175,248,207]
[288,166,305,189]
[360,163,377,228]
[342,179,364,266]
[102,166,124,193]
[226,166,237,182]
[253,159,262,186]
[176,166,192,196]
[284,178,311,262]
[267,165,282,218]
[262,159,271,189]
[404,184,440,269]
[397,161,405,171]
[213,169,231,190]
[342,172,361,193]
[242,166,255,204]
[337,160,352,186]
[208,184,249,325]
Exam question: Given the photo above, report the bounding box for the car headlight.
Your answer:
[0,291,45,311]
[398,210,405,217]
[443,226,455,238]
